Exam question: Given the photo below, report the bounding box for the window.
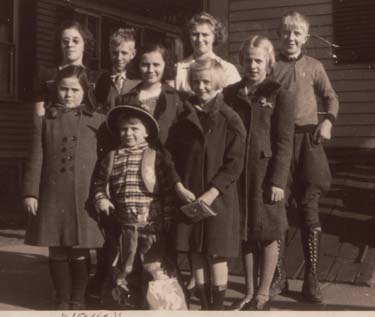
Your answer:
[75,10,101,70]
[333,0,375,63]
[56,3,185,71]
[0,0,17,99]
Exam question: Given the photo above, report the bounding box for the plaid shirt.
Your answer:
[93,143,176,227]
[112,144,161,225]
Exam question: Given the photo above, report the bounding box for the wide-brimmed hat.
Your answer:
[106,104,159,140]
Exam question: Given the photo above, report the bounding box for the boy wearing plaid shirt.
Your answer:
[92,105,176,308]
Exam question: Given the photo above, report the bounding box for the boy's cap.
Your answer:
[106,104,159,139]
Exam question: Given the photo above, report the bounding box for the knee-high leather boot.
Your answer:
[301,229,323,303]
[269,239,289,298]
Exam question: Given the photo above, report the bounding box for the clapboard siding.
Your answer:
[228,0,375,148]
[230,3,332,22]
[0,103,33,158]
[230,0,330,11]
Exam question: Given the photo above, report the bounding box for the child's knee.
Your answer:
[70,248,90,260]
[49,246,69,260]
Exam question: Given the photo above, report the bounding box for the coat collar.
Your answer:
[278,51,304,62]
[182,93,223,135]
[236,77,281,100]
[127,82,176,96]
[45,103,94,119]
[124,83,176,121]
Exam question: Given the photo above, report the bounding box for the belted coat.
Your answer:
[166,94,246,257]
[223,78,294,241]
[23,105,107,247]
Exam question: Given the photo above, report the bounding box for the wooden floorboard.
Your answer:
[319,233,339,281]
[285,227,304,278]
[354,247,375,287]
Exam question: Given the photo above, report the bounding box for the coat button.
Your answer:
[61,147,67,153]
[72,136,77,141]
[60,167,66,173]
[67,155,73,161]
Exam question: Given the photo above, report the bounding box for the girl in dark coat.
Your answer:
[167,59,246,310]
[117,43,183,145]
[223,35,294,310]
[23,66,105,310]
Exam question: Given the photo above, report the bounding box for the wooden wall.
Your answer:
[228,0,375,148]
[34,0,183,68]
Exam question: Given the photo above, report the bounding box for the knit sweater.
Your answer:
[272,54,339,126]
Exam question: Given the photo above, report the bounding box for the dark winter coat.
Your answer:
[23,105,107,247]
[166,93,246,257]
[116,83,183,145]
[223,78,294,241]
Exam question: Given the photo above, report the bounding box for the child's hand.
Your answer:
[175,182,196,203]
[198,187,220,206]
[314,119,332,143]
[23,197,38,216]
[95,198,115,216]
[270,186,284,202]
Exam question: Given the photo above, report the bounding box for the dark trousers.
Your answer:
[287,130,332,230]
[95,214,121,285]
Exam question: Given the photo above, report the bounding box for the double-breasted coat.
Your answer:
[23,105,106,247]
[116,83,183,145]
[223,78,294,242]
[166,94,246,257]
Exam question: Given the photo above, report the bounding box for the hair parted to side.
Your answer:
[188,58,226,90]
[239,35,276,73]
[109,28,136,50]
[131,42,176,81]
[187,11,227,45]
[280,10,310,33]
[53,65,97,111]
[55,20,95,64]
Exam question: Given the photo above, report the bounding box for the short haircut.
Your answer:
[239,35,276,73]
[117,114,150,136]
[280,11,310,33]
[188,58,226,91]
[109,28,136,50]
[53,65,97,111]
[131,42,176,81]
[55,20,95,65]
[186,11,227,45]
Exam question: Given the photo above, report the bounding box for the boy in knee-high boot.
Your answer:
[270,11,339,303]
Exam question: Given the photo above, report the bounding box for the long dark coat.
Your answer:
[223,78,294,241]
[166,94,246,257]
[116,83,183,145]
[23,105,106,247]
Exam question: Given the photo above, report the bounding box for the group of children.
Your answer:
[23,9,338,311]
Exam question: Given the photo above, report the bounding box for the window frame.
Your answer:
[0,0,19,102]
